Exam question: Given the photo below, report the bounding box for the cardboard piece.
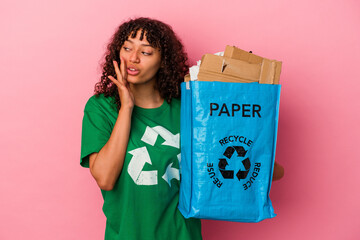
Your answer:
[185,45,282,84]
[224,46,282,84]
[198,54,260,83]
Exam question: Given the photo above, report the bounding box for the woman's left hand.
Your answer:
[273,162,284,181]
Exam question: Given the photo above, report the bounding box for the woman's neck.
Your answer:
[130,82,164,109]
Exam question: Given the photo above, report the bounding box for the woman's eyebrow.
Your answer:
[125,39,152,47]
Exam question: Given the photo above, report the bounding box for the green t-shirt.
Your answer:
[80,94,202,240]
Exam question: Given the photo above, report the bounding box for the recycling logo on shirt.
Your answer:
[127,126,180,187]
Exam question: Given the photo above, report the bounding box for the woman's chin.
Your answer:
[127,76,156,86]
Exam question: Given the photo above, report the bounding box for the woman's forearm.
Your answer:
[89,106,133,191]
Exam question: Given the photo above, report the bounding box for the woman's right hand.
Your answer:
[90,57,134,190]
[108,57,135,109]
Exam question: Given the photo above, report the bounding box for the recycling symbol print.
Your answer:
[218,146,251,181]
[127,126,180,187]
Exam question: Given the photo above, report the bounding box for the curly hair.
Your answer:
[94,17,189,110]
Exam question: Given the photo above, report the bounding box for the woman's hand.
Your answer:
[107,57,135,109]
[272,161,284,181]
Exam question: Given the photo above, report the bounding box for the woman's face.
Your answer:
[119,30,161,86]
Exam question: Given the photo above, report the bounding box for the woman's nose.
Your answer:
[129,51,140,63]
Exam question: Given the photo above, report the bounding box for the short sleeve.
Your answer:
[80,102,113,168]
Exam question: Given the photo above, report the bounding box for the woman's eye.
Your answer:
[123,47,130,51]
[142,52,152,56]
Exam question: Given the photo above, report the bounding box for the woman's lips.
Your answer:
[127,67,140,76]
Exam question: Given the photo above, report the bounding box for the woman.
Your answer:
[81,17,284,240]
[80,17,202,239]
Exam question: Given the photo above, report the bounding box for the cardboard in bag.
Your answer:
[223,46,282,84]
[185,45,282,84]
[198,54,260,83]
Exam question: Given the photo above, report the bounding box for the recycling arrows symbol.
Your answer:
[127,126,180,186]
[141,126,179,148]
[128,147,158,185]
[218,146,251,181]
[162,154,181,187]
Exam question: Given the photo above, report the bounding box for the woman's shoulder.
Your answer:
[170,97,181,106]
[84,93,117,112]
[169,97,181,111]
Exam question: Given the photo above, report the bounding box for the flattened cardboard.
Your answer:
[224,45,263,64]
[224,45,282,84]
[184,45,282,84]
[197,54,260,83]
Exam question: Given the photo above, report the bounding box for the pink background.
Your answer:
[1,0,359,239]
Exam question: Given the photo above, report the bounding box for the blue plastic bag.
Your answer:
[178,81,281,222]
